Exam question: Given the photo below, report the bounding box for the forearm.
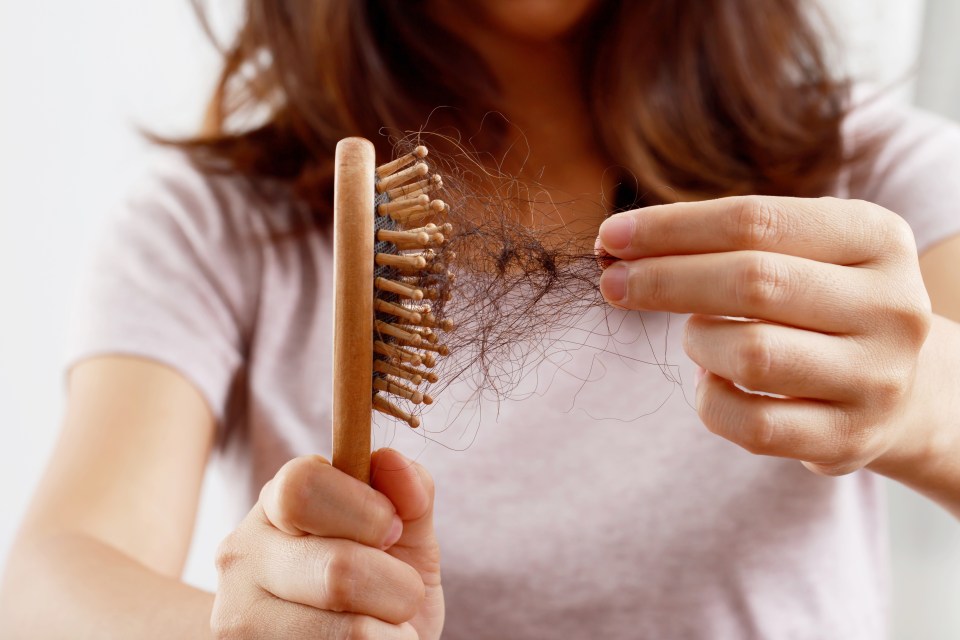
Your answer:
[0,531,213,639]
[869,314,960,519]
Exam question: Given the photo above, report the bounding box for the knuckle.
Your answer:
[359,498,394,549]
[733,196,785,249]
[865,203,918,258]
[214,533,245,575]
[635,263,670,307]
[211,618,256,640]
[809,459,862,477]
[698,382,779,455]
[875,368,906,401]
[697,388,725,436]
[892,299,932,347]
[211,621,254,640]
[270,455,327,530]
[830,441,865,470]
[733,330,775,389]
[342,614,378,640]
[396,568,427,620]
[322,545,363,612]
[398,622,420,640]
[210,599,256,640]
[817,414,873,475]
[865,364,911,411]
[735,253,788,308]
[883,209,917,250]
[738,407,777,455]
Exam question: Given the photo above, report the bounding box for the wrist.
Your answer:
[867,315,960,514]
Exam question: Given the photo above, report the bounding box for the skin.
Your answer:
[3,1,959,638]
[0,357,443,639]
[431,0,613,250]
[597,198,960,517]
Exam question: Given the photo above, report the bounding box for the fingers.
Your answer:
[371,449,434,544]
[599,250,881,333]
[253,530,425,625]
[598,196,912,266]
[370,450,441,588]
[261,455,402,549]
[213,592,418,640]
[695,371,883,475]
[215,451,442,637]
[683,315,867,402]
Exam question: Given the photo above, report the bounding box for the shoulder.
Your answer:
[118,148,291,254]
[70,148,302,420]
[843,89,960,253]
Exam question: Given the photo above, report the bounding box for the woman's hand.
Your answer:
[597,196,936,476]
[210,449,443,639]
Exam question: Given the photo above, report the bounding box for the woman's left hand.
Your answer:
[597,196,933,476]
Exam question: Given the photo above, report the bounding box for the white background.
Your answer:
[1,1,958,637]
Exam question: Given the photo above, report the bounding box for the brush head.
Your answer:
[371,146,454,429]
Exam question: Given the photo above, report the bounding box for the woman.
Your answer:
[2,1,960,638]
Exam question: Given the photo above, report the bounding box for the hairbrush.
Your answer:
[331,138,454,483]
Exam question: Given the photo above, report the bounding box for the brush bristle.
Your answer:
[371,146,453,428]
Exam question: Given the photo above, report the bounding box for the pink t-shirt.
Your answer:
[68,97,960,639]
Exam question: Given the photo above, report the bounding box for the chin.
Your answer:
[469,0,604,41]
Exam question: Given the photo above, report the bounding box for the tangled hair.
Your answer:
[405,133,609,404]
[165,1,859,431]
[175,0,851,226]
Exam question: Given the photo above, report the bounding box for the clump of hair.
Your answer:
[379,131,632,430]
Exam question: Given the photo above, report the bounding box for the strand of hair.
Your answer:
[374,340,423,366]
[406,316,455,332]
[404,326,438,343]
[417,287,452,302]
[385,174,442,201]
[411,341,449,356]
[375,320,422,345]
[393,361,439,383]
[374,359,423,384]
[373,394,420,429]
[402,223,449,245]
[373,376,425,404]
[374,299,422,323]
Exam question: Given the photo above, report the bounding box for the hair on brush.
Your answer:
[332,138,455,483]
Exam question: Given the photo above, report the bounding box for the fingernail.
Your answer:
[594,236,617,271]
[599,262,628,303]
[598,215,635,251]
[375,447,410,468]
[382,514,403,549]
[387,448,410,463]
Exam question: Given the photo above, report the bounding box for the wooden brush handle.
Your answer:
[332,137,376,484]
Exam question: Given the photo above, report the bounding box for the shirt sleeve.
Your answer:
[845,95,960,254]
[66,151,263,423]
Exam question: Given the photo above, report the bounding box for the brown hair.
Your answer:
[178,0,848,224]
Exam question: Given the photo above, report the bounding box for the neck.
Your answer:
[432,9,598,174]
[429,6,615,245]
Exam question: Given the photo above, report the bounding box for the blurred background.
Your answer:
[1,1,958,636]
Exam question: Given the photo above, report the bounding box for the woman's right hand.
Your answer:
[210,448,444,639]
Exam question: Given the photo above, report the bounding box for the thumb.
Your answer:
[372,449,445,640]
[370,449,439,570]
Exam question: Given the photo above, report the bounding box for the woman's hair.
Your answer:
[178,0,848,224]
